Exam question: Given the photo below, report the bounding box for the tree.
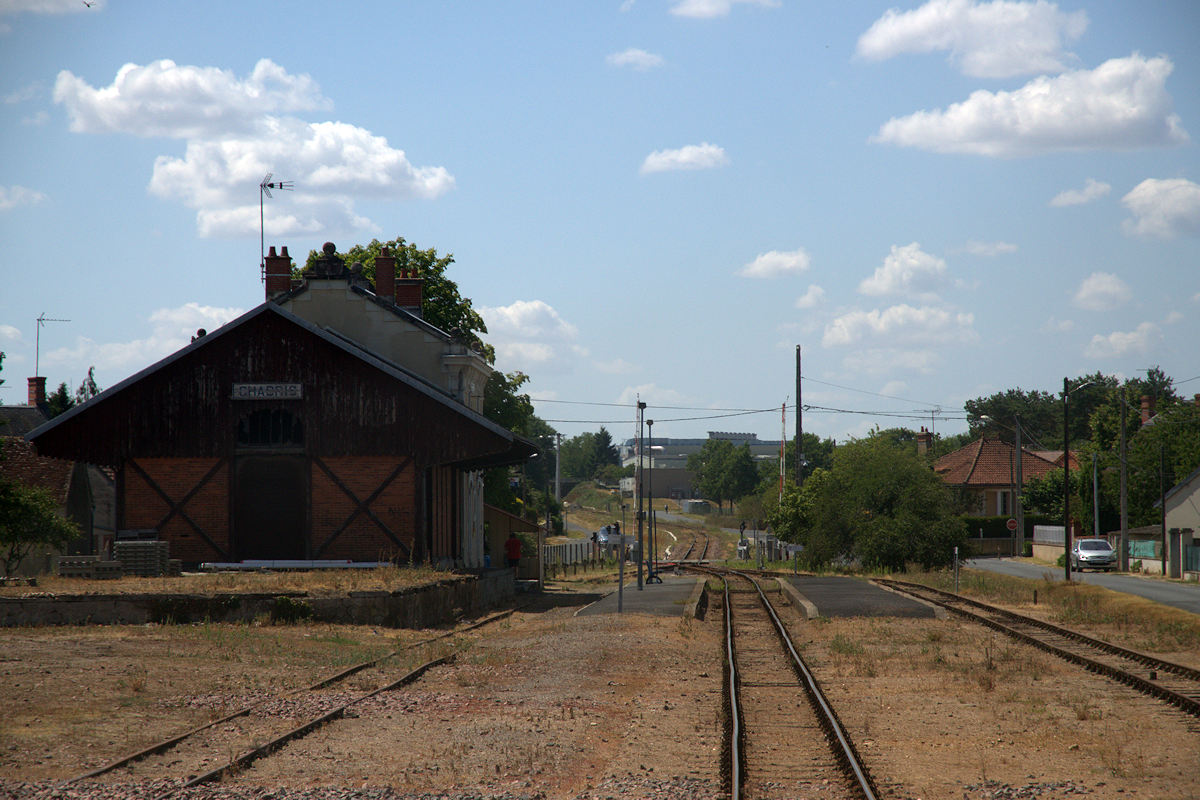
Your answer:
[769,432,965,571]
[482,370,558,517]
[965,388,1060,448]
[0,481,79,577]
[687,440,758,512]
[592,427,619,471]
[305,236,493,361]
[559,432,597,482]
[45,382,73,417]
[74,366,101,404]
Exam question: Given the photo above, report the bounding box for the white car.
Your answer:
[1071,538,1117,571]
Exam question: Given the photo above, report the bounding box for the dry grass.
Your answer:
[904,567,1200,660]
[0,563,454,598]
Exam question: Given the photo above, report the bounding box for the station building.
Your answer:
[27,244,535,569]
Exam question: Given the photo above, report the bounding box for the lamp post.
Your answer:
[636,400,646,590]
[647,419,655,580]
[1063,378,1094,581]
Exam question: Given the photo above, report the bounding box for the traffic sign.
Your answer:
[1006,518,1018,531]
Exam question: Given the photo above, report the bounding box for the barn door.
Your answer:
[233,455,308,560]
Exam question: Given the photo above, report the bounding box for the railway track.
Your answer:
[876,578,1200,718]
[60,609,516,798]
[703,567,877,800]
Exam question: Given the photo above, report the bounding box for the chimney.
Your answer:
[396,267,424,317]
[1141,395,1155,425]
[27,376,46,407]
[374,246,395,303]
[916,426,932,456]
[264,246,293,299]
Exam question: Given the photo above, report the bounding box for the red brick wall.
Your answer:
[122,457,230,563]
[311,456,415,561]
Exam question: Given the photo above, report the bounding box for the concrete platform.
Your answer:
[782,575,937,618]
[575,572,703,617]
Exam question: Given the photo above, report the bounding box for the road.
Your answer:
[965,557,1200,615]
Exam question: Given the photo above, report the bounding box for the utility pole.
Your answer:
[636,399,646,590]
[554,433,562,503]
[1014,416,1024,558]
[795,345,803,486]
[1119,388,1128,571]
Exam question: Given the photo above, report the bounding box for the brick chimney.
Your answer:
[1140,395,1156,425]
[396,267,424,317]
[374,246,395,303]
[264,246,293,299]
[916,426,932,456]
[27,376,46,407]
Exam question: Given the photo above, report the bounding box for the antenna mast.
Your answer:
[259,173,294,280]
[35,313,70,377]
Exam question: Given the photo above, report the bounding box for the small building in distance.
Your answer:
[932,435,1062,517]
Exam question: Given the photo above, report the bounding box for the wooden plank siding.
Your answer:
[27,305,527,567]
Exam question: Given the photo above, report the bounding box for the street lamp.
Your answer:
[1063,379,1094,581]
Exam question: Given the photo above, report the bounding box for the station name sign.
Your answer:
[231,383,302,400]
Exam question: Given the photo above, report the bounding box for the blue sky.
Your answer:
[1,0,1197,446]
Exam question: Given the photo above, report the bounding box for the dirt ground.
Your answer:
[1,572,1199,799]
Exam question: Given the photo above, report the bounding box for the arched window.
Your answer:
[237,409,304,448]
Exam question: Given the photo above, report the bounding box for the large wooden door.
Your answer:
[233,455,308,560]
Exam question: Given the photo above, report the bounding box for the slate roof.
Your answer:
[933,438,1061,488]
[0,404,50,436]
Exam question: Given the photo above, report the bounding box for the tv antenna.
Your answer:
[35,313,70,377]
[259,173,293,280]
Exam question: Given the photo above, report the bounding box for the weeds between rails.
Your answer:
[61,607,519,793]
[877,579,1200,719]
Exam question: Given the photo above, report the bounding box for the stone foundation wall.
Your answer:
[0,568,515,628]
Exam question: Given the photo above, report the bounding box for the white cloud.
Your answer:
[0,0,98,32]
[963,239,1017,256]
[4,81,42,104]
[737,248,811,278]
[857,0,1087,78]
[54,59,329,139]
[594,358,635,375]
[1050,178,1111,207]
[859,243,949,300]
[478,300,585,374]
[1084,322,1159,359]
[1165,311,1183,325]
[43,302,243,375]
[794,285,825,309]
[669,0,779,19]
[1073,272,1131,311]
[1121,178,1200,238]
[873,54,1188,157]
[0,184,47,211]
[21,110,48,126]
[53,60,452,238]
[1041,317,1074,333]
[606,48,664,70]
[843,348,942,376]
[640,142,728,174]
[0,324,23,344]
[616,384,690,407]
[822,304,976,348]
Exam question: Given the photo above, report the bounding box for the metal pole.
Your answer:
[647,419,655,579]
[1092,453,1100,537]
[1119,389,1128,571]
[1160,444,1167,576]
[555,433,561,503]
[1014,416,1024,557]
[636,401,646,590]
[796,345,803,486]
[1064,376,1072,581]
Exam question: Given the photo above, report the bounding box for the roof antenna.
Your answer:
[35,312,70,378]
[259,173,294,281]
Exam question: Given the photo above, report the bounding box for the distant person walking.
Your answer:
[504,532,522,569]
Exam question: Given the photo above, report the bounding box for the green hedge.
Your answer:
[962,513,1054,539]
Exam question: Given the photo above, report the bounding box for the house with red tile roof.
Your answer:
[933,438,1065,517]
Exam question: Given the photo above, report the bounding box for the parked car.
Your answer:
[1071,538,1117,571]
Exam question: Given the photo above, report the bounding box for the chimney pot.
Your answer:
[264,244,293,300]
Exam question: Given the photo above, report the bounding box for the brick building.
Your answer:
[27,245,535,568]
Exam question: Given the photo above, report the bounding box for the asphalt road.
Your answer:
[965,557,1200,615]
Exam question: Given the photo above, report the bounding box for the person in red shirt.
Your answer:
[504,532,522,569]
